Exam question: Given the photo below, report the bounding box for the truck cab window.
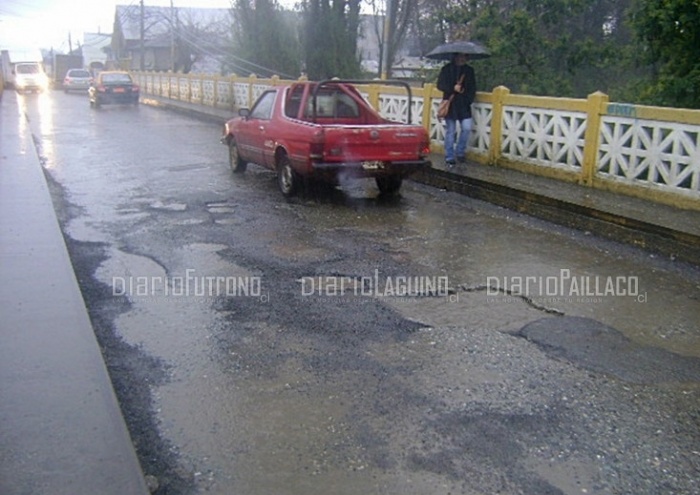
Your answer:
[250,91,275,120]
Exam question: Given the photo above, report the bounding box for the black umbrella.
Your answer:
[425,40,491,61]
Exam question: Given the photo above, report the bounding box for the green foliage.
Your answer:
[223,0,699,108]
[300,0,363,79]
[427,0,698,108]
[231,0,301,78]
[450,0,637,98]
[629,0,700,108]
[228,0,369,81]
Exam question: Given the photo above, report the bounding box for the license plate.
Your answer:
[114,87,125,93]
[362,161,383,170]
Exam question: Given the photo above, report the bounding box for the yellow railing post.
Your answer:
[187,74,193,103]
[189,74,201,103]
[422,83,435,133]
[581,91,609,185]
[271,75,280,86]
[366,83,381,111]
[230,75,237,111]
[489,85,510,165]
[247,74,257,108]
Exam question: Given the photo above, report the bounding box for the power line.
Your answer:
[111,3,298,78]
[166,17,298,78]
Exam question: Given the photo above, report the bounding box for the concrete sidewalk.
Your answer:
[0,87,697,495]
[141,94,700,266]
[416,161,700,266]
[0,97,149,494]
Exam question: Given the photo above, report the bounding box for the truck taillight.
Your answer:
[309,131,325,160]
[309,143,324,160]
[419,141,430,158]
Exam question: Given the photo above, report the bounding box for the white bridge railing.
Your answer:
[134,71,700,210]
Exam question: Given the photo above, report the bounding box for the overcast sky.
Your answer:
[0,0,233,52]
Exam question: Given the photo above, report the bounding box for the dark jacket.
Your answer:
[437,62,476,120]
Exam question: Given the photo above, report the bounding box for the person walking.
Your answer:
[437,52,476,166]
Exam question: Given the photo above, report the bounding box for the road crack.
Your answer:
[460,284,566,315]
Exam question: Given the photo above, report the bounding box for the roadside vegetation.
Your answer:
[227,0,699,109]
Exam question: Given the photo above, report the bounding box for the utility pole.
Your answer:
[140,0,145,70]
[170,0,175,71]
[380,0,393,80]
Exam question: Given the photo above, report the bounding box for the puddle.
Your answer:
[208,207,236,214]
[149,200,188,211]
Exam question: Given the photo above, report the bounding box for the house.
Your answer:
[391,56,439,79]
[109,4,427,78]
[82,33,112,72]
[357,14,429,79]
[111,4,231,72]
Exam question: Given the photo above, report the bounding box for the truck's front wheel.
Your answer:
[228,138,247,173]
[277,154,299,197]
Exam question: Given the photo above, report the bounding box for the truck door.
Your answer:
[239,90,276,167]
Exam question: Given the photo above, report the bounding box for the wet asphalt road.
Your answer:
[16,90,700,494]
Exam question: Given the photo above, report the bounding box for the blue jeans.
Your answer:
[444,118,473,161]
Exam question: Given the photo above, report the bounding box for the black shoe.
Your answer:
[457,157,466,164]
[445,159,456,166]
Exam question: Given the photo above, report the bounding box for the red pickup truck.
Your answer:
[222,80,431,196]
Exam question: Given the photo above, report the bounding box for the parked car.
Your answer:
[221,80,431,196]
[14,62,49,93]
[63,69,93,93]
[89,71,139,107]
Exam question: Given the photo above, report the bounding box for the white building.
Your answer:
[82,33,112,72]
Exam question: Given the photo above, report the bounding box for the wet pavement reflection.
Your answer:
[26,91,700,495]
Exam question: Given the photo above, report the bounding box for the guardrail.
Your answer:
[133,71,700,210]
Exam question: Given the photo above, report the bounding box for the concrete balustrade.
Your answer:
[133,71,700,211]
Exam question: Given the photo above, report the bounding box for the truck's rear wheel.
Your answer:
[277,154,299,197]
[228,138,247,173]
[376,176,403,195]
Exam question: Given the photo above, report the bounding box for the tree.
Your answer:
[422,0,640,98]
[300,0,362,79]
[231,0,301,78]
[629,0,700,108]
[410,0,449,59]
[114,5,233,73]
[170,9,233,73]
[365,0,420,78]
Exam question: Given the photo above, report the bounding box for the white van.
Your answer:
[14,62,49,93]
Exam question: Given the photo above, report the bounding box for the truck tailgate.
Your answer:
[321,125,426,162]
